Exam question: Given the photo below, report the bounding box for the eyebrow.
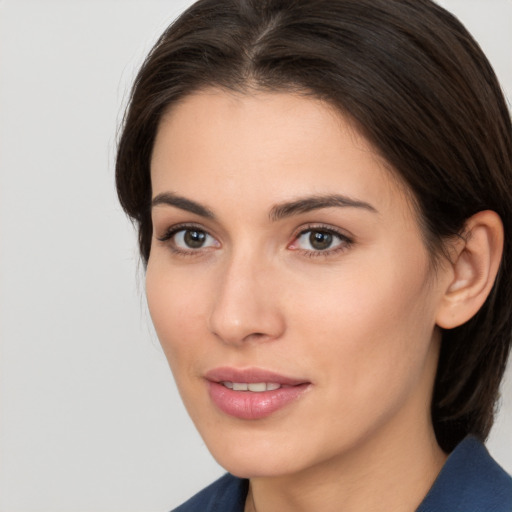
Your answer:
[151,192,215,218]
[269,194,378,221]
[151,192,377,221]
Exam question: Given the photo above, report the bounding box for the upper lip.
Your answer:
[205,367,309,386]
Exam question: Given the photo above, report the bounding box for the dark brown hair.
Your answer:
[116,0,512,452]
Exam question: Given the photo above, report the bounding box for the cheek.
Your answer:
[145,259,210,375]
[291,243,437,401]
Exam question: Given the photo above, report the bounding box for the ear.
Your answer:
[436,210,504,329]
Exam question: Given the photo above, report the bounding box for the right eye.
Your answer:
[174,228,217,249]
[158,226,220,253]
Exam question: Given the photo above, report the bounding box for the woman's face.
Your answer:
[147,89,447,478]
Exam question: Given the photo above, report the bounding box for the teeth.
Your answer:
[221,382,282,392]
[248,383,266,392]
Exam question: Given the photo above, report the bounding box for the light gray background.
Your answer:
[0,1,510,511]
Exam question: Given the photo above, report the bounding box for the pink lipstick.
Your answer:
[205,367,310,420]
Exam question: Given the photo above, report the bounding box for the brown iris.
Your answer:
[184,229,207,248]
[309,231,333,250]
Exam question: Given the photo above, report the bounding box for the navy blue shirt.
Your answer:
[173,437,512,511]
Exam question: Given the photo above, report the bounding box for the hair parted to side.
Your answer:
[116,0,512,452]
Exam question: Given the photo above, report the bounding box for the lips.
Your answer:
[205,367,310,420]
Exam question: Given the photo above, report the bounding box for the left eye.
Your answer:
[292,229,346,251]
[173,229,217,250]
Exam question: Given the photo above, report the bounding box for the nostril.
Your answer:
[211,329,276,345]
[244,332,269,342]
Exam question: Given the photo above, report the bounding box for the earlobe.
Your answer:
[436,210,504,329]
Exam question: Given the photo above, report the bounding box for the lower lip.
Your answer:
[208,381,310,420]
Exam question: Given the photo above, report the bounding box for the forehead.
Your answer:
[150,88,412,218]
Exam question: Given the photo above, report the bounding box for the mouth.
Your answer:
[205,367,311,420]
[220,381,283,392]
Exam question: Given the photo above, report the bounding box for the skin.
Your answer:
[147,89,453,512]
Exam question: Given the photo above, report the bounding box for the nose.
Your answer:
[208,251,286,346]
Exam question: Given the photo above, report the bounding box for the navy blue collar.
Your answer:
[417,436,511,511]
[173,436,512,511]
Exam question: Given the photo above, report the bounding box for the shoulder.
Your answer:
[172,473,248,512]
[418,436,512,512]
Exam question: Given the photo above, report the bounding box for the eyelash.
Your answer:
[157,223,216,256]
[156,223,354,258]
[291,224,354,258]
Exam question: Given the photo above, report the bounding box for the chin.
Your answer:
[198,423,328,479]
[214,450,304,479]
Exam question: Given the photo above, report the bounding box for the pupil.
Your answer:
[184,230,206,248]
[310,231,332,250]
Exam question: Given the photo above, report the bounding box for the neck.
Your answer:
[245,414,446,512]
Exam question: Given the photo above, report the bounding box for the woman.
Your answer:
[116,0,512,510]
